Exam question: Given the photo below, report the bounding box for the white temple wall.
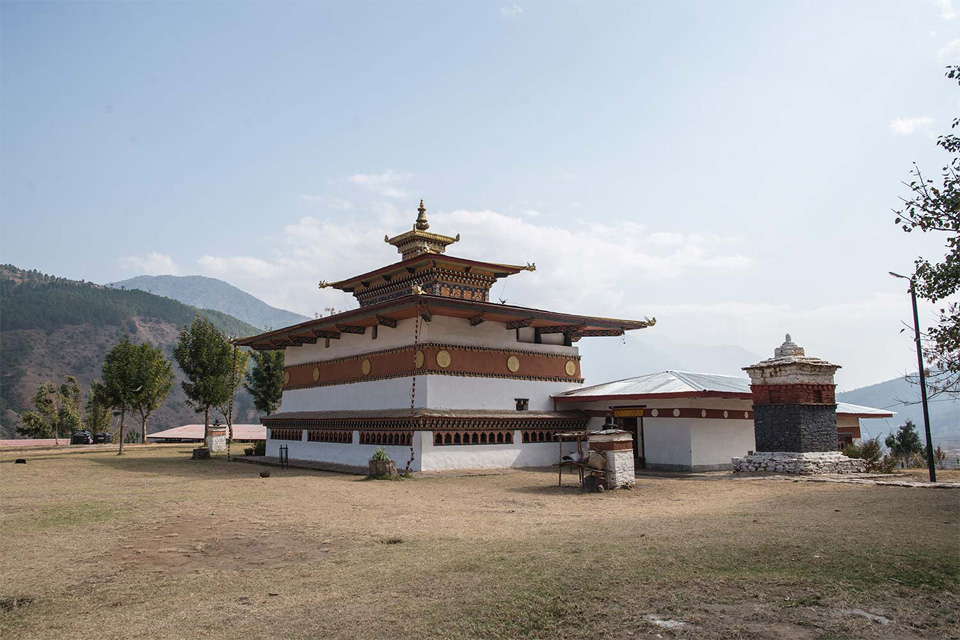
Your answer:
[420,430,579,471]
[642,421,693,470]
[266,429,425,471]
[282,315,580,368]
[560,398,755,471]
[689,420,755,471]
[425,376,578,411]
[280,376,579,413]
[280,378,425,412]
[283,317,421,366]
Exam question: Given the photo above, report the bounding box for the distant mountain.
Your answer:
[837,376,959,445]
[1,265,263,439]
[108,275,310,332]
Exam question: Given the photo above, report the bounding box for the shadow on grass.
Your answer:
[85,449,354,480]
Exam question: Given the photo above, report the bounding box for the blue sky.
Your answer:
[1,0,958,390]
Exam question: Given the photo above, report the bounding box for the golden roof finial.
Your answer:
[415,199,429,231]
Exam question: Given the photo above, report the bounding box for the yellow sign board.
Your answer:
[613,408,644,418]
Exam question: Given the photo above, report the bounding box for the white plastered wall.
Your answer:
[420,430,579,471]
[266,429,426,471]
[560,397,756,471]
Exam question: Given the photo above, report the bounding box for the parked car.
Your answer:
[93,432,113,444]
[70,430,92,445]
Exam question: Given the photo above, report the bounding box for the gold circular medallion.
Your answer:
[415,350,425,369]
[361,359,372,375]
[436,350,452,368]
[564,360,577,377]
[283,371,290,385]
[506,355,520,373]
[312,366,320,382]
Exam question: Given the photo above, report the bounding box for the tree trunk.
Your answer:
[117,410,125,455]
[204,406,210,446]
[141,413,147,445]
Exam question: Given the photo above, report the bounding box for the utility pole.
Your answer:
[889,272,936,482]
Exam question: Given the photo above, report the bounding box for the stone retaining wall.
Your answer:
[732,451,865,474]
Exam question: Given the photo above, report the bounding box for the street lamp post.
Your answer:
[889,272,936,482]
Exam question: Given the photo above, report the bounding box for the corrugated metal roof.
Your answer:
[835,402,895,418]
[146,424,266,441]
[555,371,894,418]
[555,371,752,398]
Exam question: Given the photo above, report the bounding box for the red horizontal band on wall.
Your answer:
[589,440,633,451]
[584,408,754,420]
[750,384,836,405]
[283,343,582,389]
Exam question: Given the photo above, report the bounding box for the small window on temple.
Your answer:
[515,398,529,411]
[372,326,378,340]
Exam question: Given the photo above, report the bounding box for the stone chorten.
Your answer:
[742,334,841,452]
[734,335,865,474]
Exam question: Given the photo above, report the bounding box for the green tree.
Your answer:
[173,316,234,446]
[84,380,113,435]
[885,420,924,467]
[216,345,250,444]
[16,376,82,440]
[132,342,174,443]
[245,349,284,416]
[100,336,143,455]
[894,65,960,396]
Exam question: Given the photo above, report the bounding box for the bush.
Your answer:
[876,454,899,474]
[856,438,885,472]
[933,445,948,470]
[253,440,265,456]
[370,448,390,462]
[842,442,862,459]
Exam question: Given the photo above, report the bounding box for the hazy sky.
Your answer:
[2,0,958,391]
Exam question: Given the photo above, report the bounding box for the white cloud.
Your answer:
[501,4,523,17]
[346,170,413,199]
[186,205,935,389]
[196,255,286,280]
[889,116,934,135]
[939,38,960,61]
[934,0,958,19]
[119,252,179,275]
[299,195,354,210]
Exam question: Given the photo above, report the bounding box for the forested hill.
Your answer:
[1,265,254,336]
[108,274,310,330]
[0,265,262,439]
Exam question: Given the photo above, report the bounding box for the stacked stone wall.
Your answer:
[732,451,865,474]
[753,404,838,453]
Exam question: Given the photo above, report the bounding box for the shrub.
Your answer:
[933,445,948,470]
[842,442,862,459]
[857,438,885,471]
[876,454,899,474]
[253,440,266,456]
[370,448,390,462]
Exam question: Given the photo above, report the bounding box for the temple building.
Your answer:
[235,202,654,471]
[554,369,893,471]
[236,204,894,474]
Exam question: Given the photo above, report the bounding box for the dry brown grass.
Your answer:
[1,446,957,640]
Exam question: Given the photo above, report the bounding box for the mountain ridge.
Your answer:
[1,265,263,439]
[108,274,311,332]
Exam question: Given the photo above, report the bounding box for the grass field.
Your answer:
[1,446,958,639]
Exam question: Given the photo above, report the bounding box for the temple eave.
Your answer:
[235,295,654,350]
